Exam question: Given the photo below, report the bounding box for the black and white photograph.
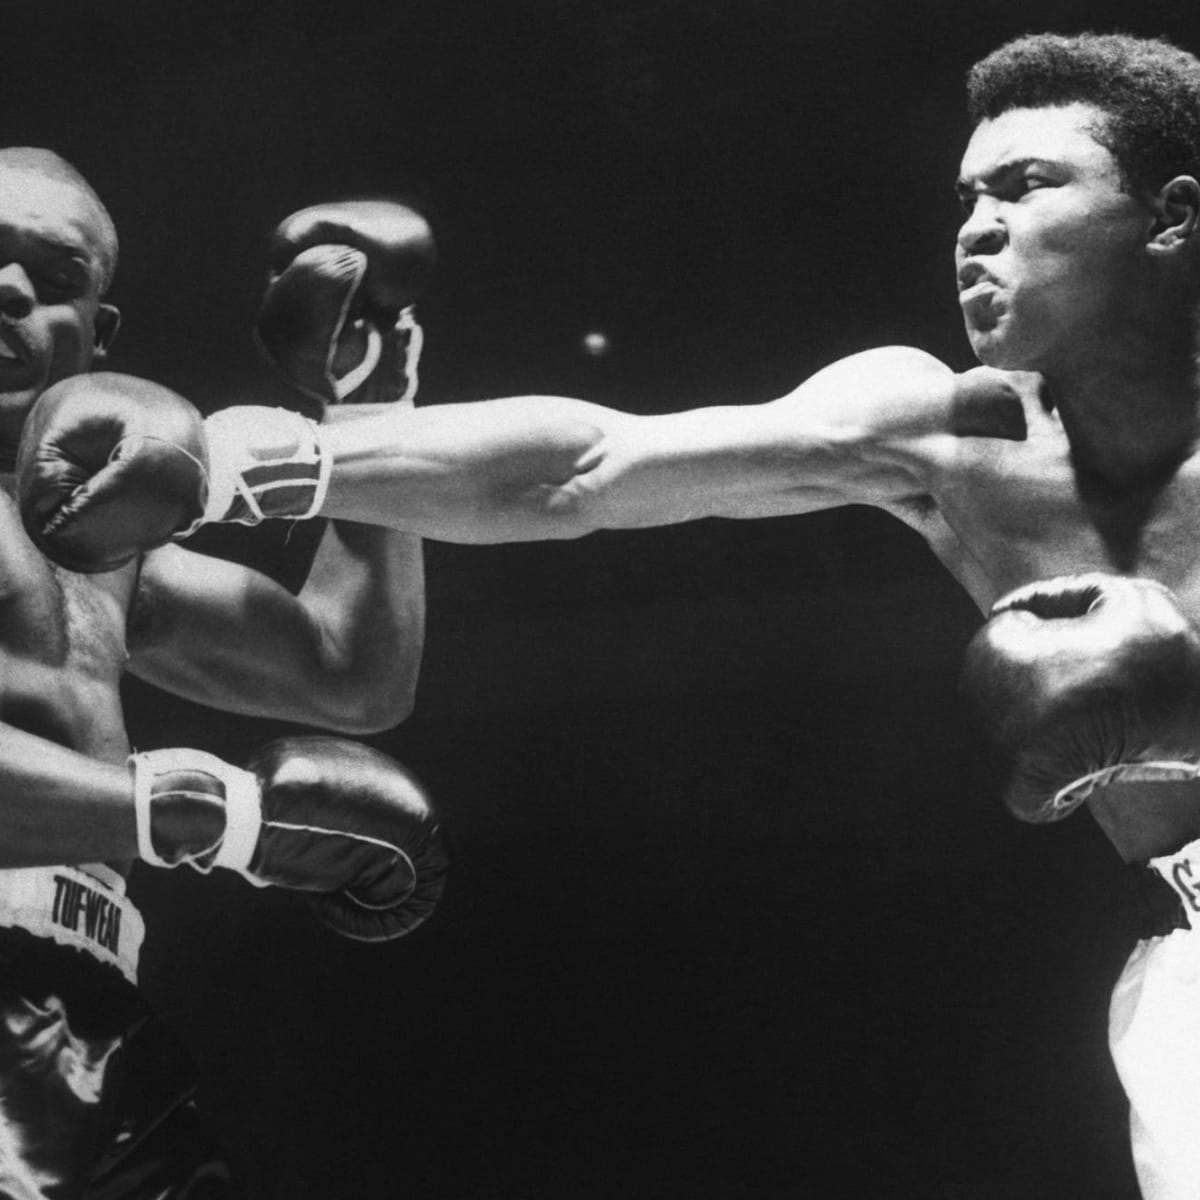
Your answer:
[3,2,1200,1196]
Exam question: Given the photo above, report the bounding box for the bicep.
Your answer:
[126,544,358,725]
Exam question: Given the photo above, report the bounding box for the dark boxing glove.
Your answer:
[255,199,437,415]
[131,736,448,941]
[17,373,334,572]
[16,373,209,573]
[960,573,1200,824]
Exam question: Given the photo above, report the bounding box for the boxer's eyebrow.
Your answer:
[956,157,1058,199]
[0,222,95,263]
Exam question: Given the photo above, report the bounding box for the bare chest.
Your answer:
[925,425,1200,619]
[0,496,132,755]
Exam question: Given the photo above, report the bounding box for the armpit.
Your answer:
[124,555,166,650]
[886,491,939,523]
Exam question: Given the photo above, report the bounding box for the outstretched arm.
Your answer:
[314,347,1025,541]
[18,348,1025,565]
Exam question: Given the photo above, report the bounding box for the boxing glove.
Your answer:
[16,373,210,573]
[17,373,335,572]
[131,736,447,941]
[960,573,1200,823]
[255,199,437,415]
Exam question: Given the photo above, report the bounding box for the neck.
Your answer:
[1044,317,1200,488]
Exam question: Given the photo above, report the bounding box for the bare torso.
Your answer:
[898,379,1200,618]
[0,487,133,767]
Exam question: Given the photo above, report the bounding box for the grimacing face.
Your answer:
[0,166,117,464]
[955,103,1156,373]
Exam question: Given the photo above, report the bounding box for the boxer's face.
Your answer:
[0,167,117,461]
[954,103,1153,373]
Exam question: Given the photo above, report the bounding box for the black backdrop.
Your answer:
[2,2,1192,1197]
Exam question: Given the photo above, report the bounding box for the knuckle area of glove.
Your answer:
[256,823,411,891]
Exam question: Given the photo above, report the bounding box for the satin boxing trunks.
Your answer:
[1110,838,1200,1200]
[0,863,235,1199]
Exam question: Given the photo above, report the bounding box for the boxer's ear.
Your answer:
[1146,176,1200,253]
[92,304,121,363]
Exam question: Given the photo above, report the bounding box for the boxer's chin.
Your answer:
[965,323,1033,372]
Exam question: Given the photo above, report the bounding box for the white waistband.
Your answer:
[0,865,143,984]
[1149,838,1200,931]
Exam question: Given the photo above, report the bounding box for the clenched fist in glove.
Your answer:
[131,735,448,941]
[17,372,333,572]
[255,199,437,415]
[960,573,1200,834]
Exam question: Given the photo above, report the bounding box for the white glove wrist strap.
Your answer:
[211,767,264,874]
[193,406,332,530]
[333,323,382,401]
[131,748,263,873]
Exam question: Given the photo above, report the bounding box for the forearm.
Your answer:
[317,396,614,542]
[0,725,135,867]
[315,394,888,539]
[298,517,426,729]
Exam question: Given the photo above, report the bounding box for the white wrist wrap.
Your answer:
[130,748,263,875]
[394,307,424,406]
[1052,760,1200,816]
[334,306,423,404]
[334,322,382,401]
[194,406,332,529]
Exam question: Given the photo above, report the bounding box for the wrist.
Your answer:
[130,748,263,873]
[188,406,332,530]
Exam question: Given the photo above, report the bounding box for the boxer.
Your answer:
[962,574,1200,1200]
[21,30,1200,1197]
[0,145,442,1196]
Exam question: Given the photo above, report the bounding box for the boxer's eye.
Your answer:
[36,262,87,298]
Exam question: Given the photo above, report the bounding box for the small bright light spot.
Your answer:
[581,330,610,357]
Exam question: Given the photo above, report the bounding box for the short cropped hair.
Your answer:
[0,147,118,293]
[966,33,1200,195]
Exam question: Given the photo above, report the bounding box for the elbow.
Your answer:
[302,656,422,736]
[339,682,417,735]
[478,408,614,541]
[499,476,605,540]
[308,686,415,736]
[495,447,615,541]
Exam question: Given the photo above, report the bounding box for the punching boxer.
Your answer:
[0,146,445,1197]
[961,574,1200,1200]
[22,30,1200,1196]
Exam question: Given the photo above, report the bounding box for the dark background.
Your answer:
[2,2,1194,1196]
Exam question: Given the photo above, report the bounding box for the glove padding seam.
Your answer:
[1053,759,1200,813]
[260,818,418,905]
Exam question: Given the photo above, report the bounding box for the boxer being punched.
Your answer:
[25,31,1200,1196]
[0,147,444,1196]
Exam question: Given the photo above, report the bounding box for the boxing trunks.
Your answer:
[0,864,234,1199]
[1110,840,1200,1200]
